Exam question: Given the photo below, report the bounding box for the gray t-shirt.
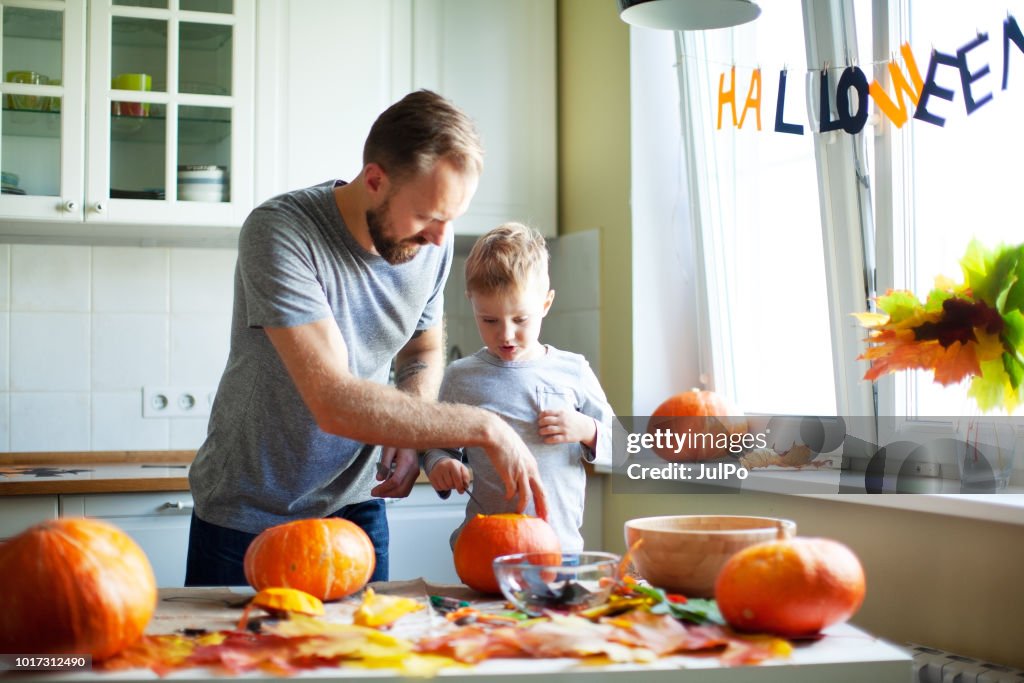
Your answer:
[423,346,614,552]
[190,180,452,534]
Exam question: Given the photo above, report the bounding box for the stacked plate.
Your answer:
[178,165,228,202]
[2,170,25,195]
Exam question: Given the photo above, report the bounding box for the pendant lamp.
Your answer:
[618,0,762,30]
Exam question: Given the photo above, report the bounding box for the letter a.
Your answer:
[738,68,763,130]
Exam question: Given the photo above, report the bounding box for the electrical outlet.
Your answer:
[142,386,215,418]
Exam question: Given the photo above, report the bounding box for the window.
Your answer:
[632,0,1024,490]
[675,1,838,417]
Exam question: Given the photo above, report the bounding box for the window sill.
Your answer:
[600,464,1024,526]
[804,491,1024,527]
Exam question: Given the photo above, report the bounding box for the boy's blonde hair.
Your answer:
[465,222,550,295]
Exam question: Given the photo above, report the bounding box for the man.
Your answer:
[185,90,548,587]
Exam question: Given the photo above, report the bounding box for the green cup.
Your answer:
[5,70,48,111]
[111,73,152,117]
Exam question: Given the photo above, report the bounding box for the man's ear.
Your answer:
[363,162,389,197]
[542,289,556,316]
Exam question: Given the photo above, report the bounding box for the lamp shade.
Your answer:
[618,0,761,30]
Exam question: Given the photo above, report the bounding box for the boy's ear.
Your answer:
[542,289,556,316]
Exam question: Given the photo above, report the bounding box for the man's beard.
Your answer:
[366,199,423,265]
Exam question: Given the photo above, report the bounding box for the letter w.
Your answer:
[868,43,924,127]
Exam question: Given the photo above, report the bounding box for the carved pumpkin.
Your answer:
[453,514,561,594]
[649,387,748,461]
[0,518,157,660]
[243,518,375,601]
[715,537,866,638]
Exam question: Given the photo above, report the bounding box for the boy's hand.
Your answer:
[538,408,597,449]
[428,458,472,494]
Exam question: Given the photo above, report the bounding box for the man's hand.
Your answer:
[427,458,472,494]
[537,408,597,449]
[482,418,548,520]
[370,447,419,499]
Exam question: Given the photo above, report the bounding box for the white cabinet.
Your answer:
[0,0,254,245]
[411,0,557,236]
[385,483,465,583]
[255,0,556,236]
[60,491,194,588]
[253,0,412,204]
[0,494,58,540]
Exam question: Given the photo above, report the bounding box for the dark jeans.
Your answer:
[184,498,389,587]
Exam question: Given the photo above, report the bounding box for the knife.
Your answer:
[437,485,487,513]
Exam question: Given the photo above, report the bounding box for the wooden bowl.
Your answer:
[623,515,796,598]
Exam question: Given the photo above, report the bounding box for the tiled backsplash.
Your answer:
[0,230,600,453]
[0,244,236,452]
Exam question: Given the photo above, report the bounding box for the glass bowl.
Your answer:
[492,551,620,617]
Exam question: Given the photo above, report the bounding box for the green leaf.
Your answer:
[961,241,1021,310]
[1003,245,1024,314]
[968,359,1010,412]
[664,598,725,625]
[1003,309,1024,354]
[1004,352,1024,391]
[924,287,956,313]
[877,290,923,323]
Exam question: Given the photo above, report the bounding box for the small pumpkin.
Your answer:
[715,537,866,638]
[0,518,157,660]
[453,514,561,594]
[649,387,748,461]
[243,518,375,601]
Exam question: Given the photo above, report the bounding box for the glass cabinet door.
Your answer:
[0,1,85,220]
[87,0,253,226]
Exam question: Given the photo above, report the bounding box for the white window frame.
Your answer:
[629,2,1024,515]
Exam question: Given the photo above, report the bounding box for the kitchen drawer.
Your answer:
[60,492,194,588]
[0,495,59,540]
[60,492,194,518]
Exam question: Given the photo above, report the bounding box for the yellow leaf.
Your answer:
[352,587,426,628]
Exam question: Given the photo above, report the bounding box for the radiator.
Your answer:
[909,643,1024,682]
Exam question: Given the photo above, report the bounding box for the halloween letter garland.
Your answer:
[716,14,1024,134]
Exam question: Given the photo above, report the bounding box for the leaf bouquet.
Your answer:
[854,240,1024,413]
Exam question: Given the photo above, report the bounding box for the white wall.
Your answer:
[0,244,235,452]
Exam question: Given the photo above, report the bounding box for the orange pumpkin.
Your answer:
[243,518,375,601]
[0,518,157,660]
[715,537,866,638]
[649,387,748,461]
[453,514,561,594]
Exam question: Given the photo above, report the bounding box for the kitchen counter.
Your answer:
[0,451,195,495]
[0,451,432,496]
[19,583,912,682]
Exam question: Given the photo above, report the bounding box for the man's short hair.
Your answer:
[465,222,550,296]
[363,89,484,185]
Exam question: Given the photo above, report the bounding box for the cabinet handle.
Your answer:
[92,201,106,214]
[161,500,194,511]
[63,200,78,213]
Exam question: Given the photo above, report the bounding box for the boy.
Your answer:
[423,222,614,551]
